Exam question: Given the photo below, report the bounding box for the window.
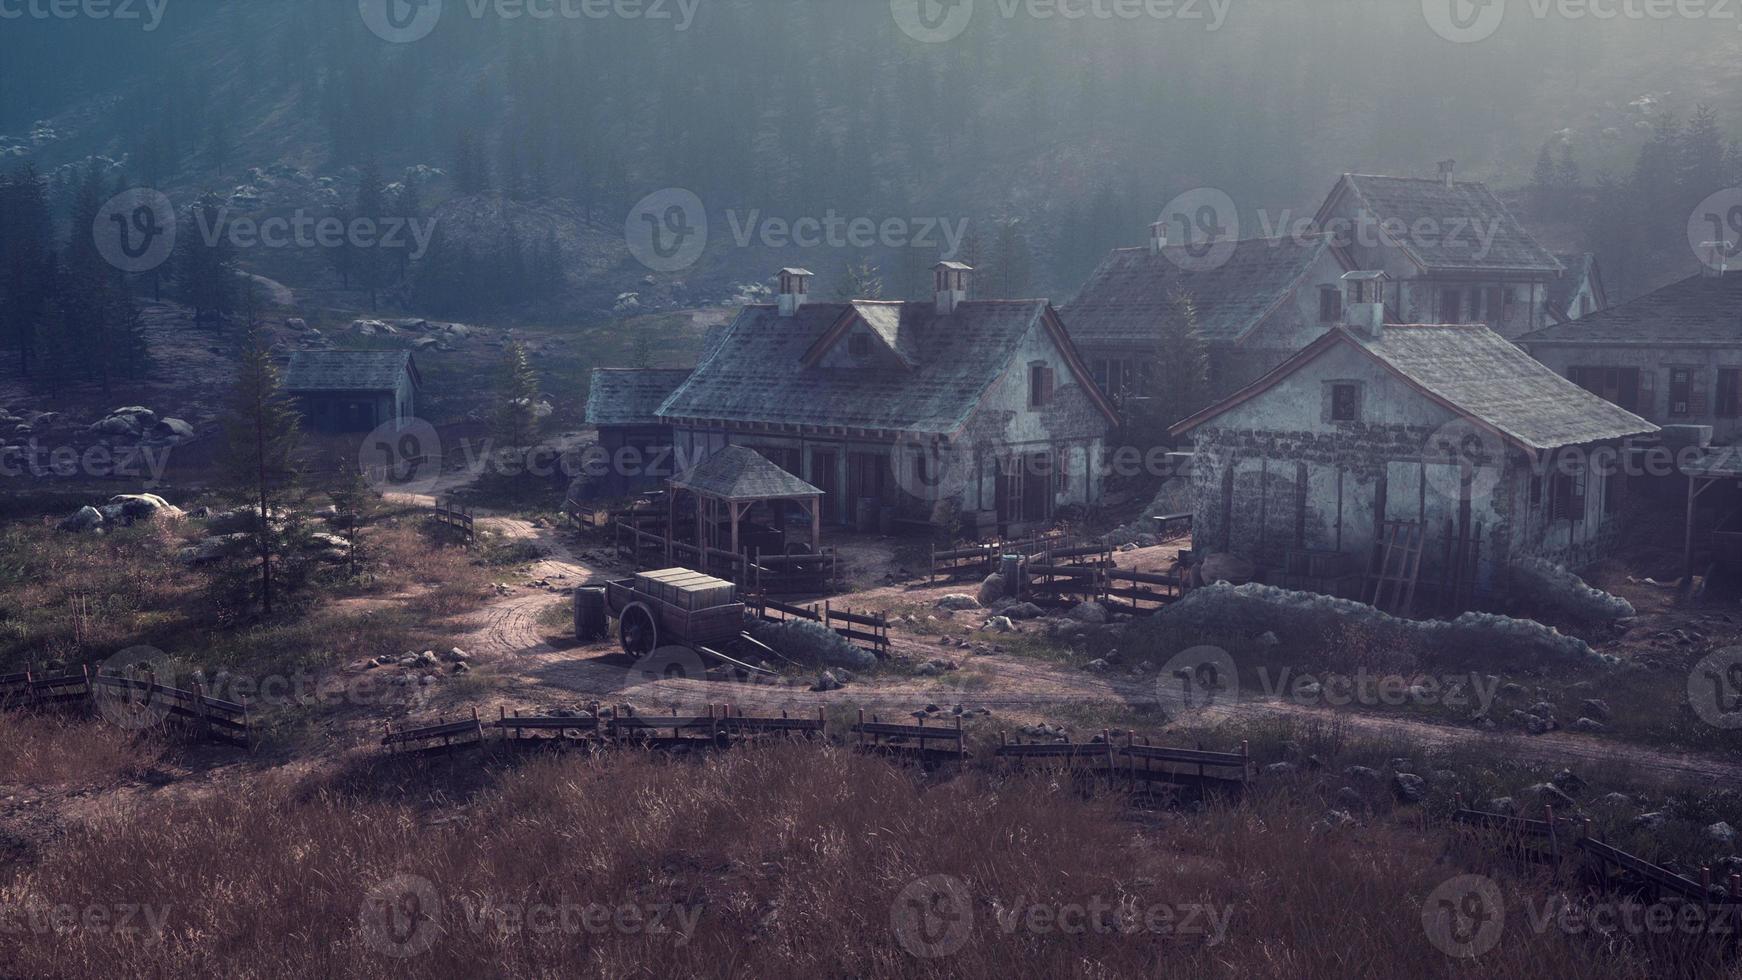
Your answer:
[848,333,871,357]
[1569,365,1643,413]
[1029,363,1054,408]
[1330,383,1360,422]
[1487,287,1506,323]
[1670,368,1694,418]
[1719,369,1741,418]
[1550,469,1586,522]
[1441,288,1462,322]
[1319,286,1342,323]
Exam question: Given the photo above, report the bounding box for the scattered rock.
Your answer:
[57,506,104,532]
[1708,822,1737,846]
[1002,602,1046,620]
[1067,601,1109,624]
[977,574,1007,606]
[936,594,982,611]
[1392,773,1427,803]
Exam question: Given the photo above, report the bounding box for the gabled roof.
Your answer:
[585,368,692,427]
[671,445,822,502]
[1314,174,1562,275]
[1544,252,1605,323]
[659,300,1119,435]
[1521,271,1742,346]
[1061,235,1349,347]
[1172,324,1657,452]
[283,350,419,392]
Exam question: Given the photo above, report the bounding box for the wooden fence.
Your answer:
[383,703,826,754]
[430,501,476,547]
[1453,798,1742,940]
[1,666,251,746]
[994,731,1252,791]
[749,598,891,658]
[927,530,1067,583]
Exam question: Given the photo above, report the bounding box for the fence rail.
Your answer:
[1,666,250,746]
[430,501,476,547]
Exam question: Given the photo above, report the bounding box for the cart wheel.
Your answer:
[619,602,659,657]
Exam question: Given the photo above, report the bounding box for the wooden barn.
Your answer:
[282,350,421,434]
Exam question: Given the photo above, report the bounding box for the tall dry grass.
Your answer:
[0,744,1713,979]
[0,712,163,786]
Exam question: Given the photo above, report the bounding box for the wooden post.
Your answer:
[1685,473,1700,589]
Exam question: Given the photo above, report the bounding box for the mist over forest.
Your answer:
[2,0,1740,317]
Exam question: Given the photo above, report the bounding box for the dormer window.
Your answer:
[1319,286,1342,323]
[848,333,871,357]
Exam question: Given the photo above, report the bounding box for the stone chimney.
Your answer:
[777,268,813,317]
[1149,220,1169,256]
[1341,270,1388,339]
[934,261,971,316]
[1438,159,1457,188]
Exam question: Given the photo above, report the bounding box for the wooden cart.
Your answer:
[603,568,775,675]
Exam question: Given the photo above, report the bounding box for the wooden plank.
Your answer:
[852,722,963,742]
[1117,745,1246,767]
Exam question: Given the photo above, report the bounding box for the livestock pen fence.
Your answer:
[942,534,1189,613]
[0,665,251,746]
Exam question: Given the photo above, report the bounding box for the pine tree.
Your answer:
[492,340,540,454]
[351,160,389,309]
[217,317,303,617]
[0,165,55,377]
[834,259,883,301]
[1135,289,1210,446]
[1530,143,1558,214]
[176,193,239,327]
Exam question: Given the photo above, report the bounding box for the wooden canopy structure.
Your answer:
[667,446,825,559]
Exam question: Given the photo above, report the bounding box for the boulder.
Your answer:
[936,594,982,611]
[1391,773,1427,803]
[1002,602,1046,620]
[57,506,104,532]
[977,574,1006,606]
[1067,601,1109,624]
[89,415,141,436]
[109,494,183,521]
[1521,782,1577,809]
[150,418,195,441]
[1708,822,1737,846]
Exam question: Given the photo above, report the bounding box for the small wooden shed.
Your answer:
[667,445,825,558]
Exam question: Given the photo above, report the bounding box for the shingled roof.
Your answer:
[585,368,693,427]
[1521,271,1742,346]
[670,445,822,501]
[658,300,1117,435]
[1173,323,1657,451]
[1315,174,1562,275]
[1061,235,1346,347]
[283,351,419,392]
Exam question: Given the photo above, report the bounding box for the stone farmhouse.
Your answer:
[1062,229,1355,398]
[582,367,693,499]
[1310,165,1564,340]
[1522,266,1742,443]
[1169,273,1657,601]
[652,265,1121,538]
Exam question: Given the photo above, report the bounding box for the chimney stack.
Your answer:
[934,261,971,316]
[777,267,813,317]
[1149,220,1169,256]
[1341,270,1388,339]
[1438,159,1457,188]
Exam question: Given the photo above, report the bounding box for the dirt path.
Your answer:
[409,510,1742,786]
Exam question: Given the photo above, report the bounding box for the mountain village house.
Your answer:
[651,265,1121,538]
[1170,272,1657,602]
[1522,265,1742,443]
[1310,166,1565,341]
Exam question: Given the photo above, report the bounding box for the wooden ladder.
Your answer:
[1370,520,1425,616]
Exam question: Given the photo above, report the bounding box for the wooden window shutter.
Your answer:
[1691,371,1710,417]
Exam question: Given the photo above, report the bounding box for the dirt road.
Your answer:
[431,510,1742,785]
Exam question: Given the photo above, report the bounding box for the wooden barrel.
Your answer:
[574,587,609,641]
